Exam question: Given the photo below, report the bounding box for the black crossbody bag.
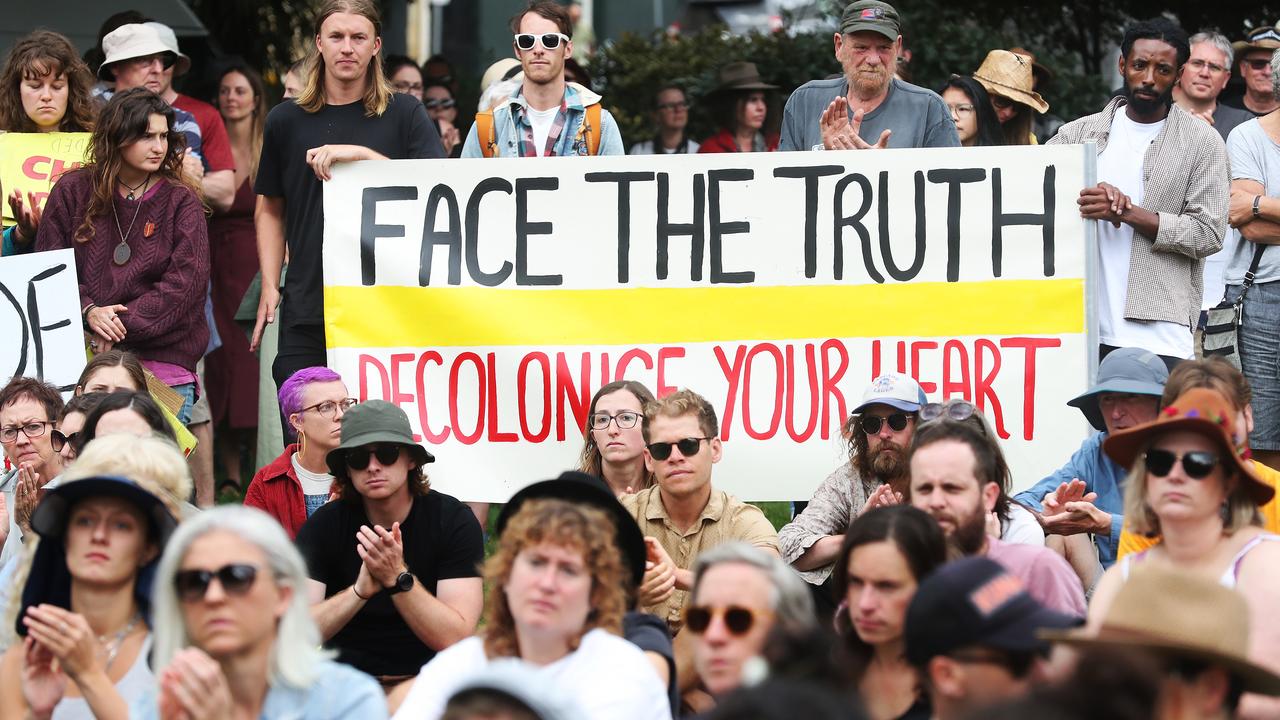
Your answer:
[1200,243,1268,369]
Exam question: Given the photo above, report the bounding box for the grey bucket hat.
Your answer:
[1067,347,1168,432]
[326,399,435,475]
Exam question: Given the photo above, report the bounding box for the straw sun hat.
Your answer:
[973,49,1049,114]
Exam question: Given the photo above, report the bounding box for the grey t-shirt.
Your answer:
[1224,119,1280,284]
[779,76,960,151]
[1213,102,1254,143]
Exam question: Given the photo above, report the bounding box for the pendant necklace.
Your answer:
[119,174,149,201]
[98,612,142,673]
[112,173,150,266]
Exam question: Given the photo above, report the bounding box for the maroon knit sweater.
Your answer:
[35,169,210,372]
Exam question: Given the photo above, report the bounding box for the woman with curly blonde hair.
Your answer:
[391,492,671,720]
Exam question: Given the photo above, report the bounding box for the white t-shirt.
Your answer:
[527,106,559,156]
[1096,111,1193,358]
[1002,502,1046,546]
[290,455,334,496]
[392,629,671,720]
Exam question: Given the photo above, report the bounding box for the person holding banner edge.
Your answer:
[1047,17,1228,369]
[0,30,97,256]
[253,0,443,394]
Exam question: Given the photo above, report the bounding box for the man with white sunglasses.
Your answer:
[461,0,623,157]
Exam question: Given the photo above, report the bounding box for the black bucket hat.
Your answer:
[495,471,646,592]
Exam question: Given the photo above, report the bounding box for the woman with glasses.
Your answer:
[834,505,946,720]
[578,380,656,497]
[52,393,108,465]
[390,495,670,720]
[424,81,461,157]
[137,505,385,718]
[1089,386,1280,715]
[0,377,66,566]
[629,85,699,155]
[938,76,1005,147]
[0,474,176,720]
[245,367,354,539]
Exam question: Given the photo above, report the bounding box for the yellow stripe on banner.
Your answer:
[324,279,1084,349]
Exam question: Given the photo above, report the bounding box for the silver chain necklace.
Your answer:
[99,612,142,672]
[111,173,150,266]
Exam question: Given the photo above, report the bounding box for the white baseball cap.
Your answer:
[852,372,927,414]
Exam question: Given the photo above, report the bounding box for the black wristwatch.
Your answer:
[388,570,415,595]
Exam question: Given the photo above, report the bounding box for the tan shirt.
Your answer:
[621,485,780,633]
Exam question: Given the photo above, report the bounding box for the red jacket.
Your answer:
[244,444,331,539]
[697,129,780,153]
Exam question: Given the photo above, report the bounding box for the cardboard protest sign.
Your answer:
[0,249,85,392]
[323,146,1093,502]
[0,132,91,226]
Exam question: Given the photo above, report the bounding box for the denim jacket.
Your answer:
[1013,432,1127,568]
[461,82,624,158]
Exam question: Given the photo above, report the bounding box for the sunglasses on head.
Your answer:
[174,564,259,603]
[1144,448,1219,479]
[684,605,771,636]
[918,401,977,423]
[345,444,402,470]
[646,436,710,461]
[514,32,570,51]
[858,412,912,435]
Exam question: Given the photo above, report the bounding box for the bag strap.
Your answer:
[475,110,497,158]
[1238,242,1269,303]
[584,103,602,156]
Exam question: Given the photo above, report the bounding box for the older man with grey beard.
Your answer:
[779,0,958,150]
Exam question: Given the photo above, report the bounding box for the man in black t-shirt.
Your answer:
[296,400,483,682]
[252,2,443,390]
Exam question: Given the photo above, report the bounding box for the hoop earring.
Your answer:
[298,431,307,458]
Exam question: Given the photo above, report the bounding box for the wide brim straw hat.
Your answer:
[709,61,777,95]
[973,49,1049,114]
[1233,25,1280,56]
[1042,564,1280,696]
[1102,387,1273,506]
[1008,46,1054,85]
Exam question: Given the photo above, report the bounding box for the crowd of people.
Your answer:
[1,0,1280,717]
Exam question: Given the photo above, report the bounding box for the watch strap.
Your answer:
[1254,194,1263,219]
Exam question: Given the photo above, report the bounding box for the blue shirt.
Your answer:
[1013,432,1128,568]
[133,658,386,719]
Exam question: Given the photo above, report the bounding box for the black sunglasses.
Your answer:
[174,564,259,602]
[50,429,79,453]
[858,413,912,435]
[684,605,768,636]
[345,444,403,470]
[647,436,710,461]
[1144,449,1219,479]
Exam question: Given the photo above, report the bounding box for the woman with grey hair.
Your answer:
[134,506,385,718]
[686,542,815,700]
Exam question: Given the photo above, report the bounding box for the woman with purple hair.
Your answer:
[243,367,355,539]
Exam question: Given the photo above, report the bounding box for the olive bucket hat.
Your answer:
[326,399,435,476]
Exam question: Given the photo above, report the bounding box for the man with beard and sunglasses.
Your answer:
[908,419,1086,616]
[461,0,622,157]
[294,400,484,685]
[1048,18,1228,368]
[904,557,1078,720]
[778,372,923,617]
[779,0,958,151]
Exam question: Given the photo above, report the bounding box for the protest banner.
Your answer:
[323,145,1094,502]
[0,132,91,226]
[0,249,85,392]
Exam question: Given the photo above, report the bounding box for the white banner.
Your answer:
[323,145,1093,502]
[0,249,85,392]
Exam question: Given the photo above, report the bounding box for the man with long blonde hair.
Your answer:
[253,0,443,396]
